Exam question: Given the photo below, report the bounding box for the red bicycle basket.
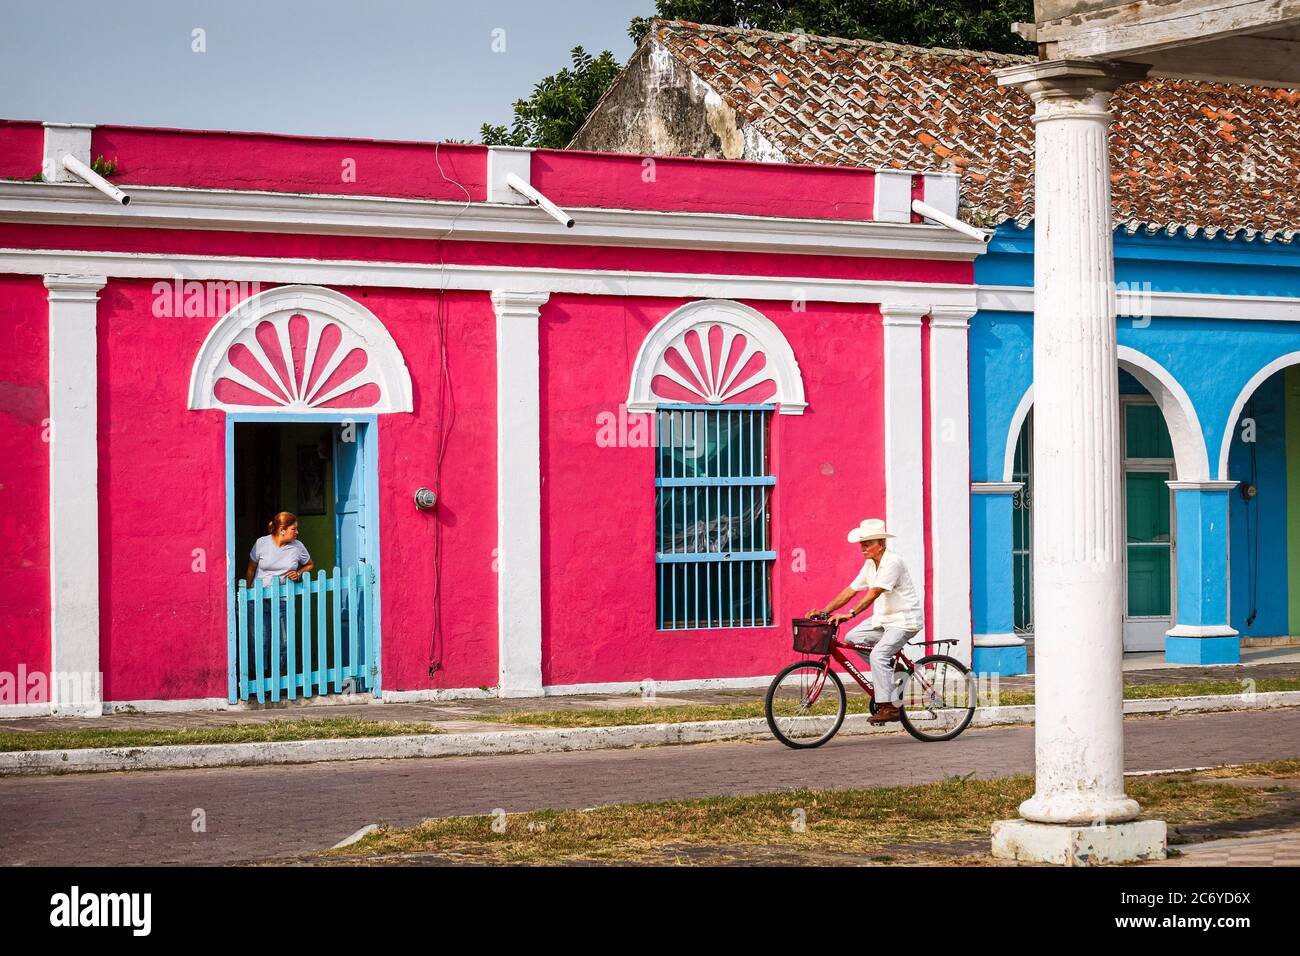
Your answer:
[792,618,837,654]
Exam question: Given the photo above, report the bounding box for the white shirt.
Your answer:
[249,535,312,583]
[849,550,922,630]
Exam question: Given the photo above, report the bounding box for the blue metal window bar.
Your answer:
[655,404,775,629]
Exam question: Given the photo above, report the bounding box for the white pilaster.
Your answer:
[42,123,93,183]
[929,305,975,663]
[997,60,1151,832]
[880,305,926,613]
[491,290,550,697]
[487,146,533,204]
[46,274,107,717]
[872,170,913,223]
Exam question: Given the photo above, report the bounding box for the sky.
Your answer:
[0,0,649,142]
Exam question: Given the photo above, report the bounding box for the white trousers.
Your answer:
[844,621,918,704]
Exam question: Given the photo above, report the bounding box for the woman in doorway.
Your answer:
[245,512,315,679]
[246,511,314,587]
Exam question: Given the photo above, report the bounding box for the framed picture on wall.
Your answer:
[296,445,326,515]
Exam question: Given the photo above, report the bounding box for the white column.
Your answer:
[46,274,107,717]
[880,305,926,610]
[929,305,975,664]
[491,290,549,697]
[993,60,1165,863]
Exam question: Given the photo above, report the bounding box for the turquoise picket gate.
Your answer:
[230,565,378,703]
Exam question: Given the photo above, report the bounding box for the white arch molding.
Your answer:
[188,284,413,414]
[1001,346,1209,482]
[1218,350,1300,480]
[626,299,806,414]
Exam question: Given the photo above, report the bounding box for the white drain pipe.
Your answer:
[61,154,131,205]
[912,198,988,244]
[506,171,574,228]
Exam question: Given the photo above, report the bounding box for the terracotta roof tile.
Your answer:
[651,20,1299,241]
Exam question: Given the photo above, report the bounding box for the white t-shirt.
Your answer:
[250,535,312,582]
[849,550,922,630]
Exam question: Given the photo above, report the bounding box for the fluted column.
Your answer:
[996,61,1150,836]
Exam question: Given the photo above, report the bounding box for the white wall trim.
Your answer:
[0,247,981,313]
[872,170,913,224]
[1165,624,1240,638]
[42,123,93,183]
[486,146,533,204]
[1001,385,1036,483]
[1116,346,1210,481]
[972,481,1023,494]
[1217,350,1300,480]
[974,632,1026,647]
[492,290,549,698]
[625,299,806,415]
[0,181,989,260]
[1002,348,1209,482]
[880,304,927,620]
[1166,480,1238,492]
[45,274,107,718]
[978,283,1300,323]
[187,284,414,414]
[929,305,975,664]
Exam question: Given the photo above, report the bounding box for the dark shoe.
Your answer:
[868,703,901,724]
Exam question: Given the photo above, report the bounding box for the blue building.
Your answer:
[971,226,1300,673]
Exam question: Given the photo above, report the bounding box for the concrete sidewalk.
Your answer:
[2,646,1299,738]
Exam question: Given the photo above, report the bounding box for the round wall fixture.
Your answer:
[414,488,438,510]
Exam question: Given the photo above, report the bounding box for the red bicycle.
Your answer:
[764,618,976,748]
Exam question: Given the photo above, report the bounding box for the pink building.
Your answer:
[0,120,984,716]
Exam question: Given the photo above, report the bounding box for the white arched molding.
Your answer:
[626,299,806,415]
[1217,350,1300,480]
[1001,347,1208,482]
[188,284,413,414]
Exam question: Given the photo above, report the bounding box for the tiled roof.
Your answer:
[652,20,1300,241]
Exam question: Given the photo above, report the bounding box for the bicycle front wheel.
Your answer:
[898,654,976,742]
[765,660,847,749]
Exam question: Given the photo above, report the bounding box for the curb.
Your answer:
[2,691,1298,776]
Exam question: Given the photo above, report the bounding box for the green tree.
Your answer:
[480,47,623,148]
[482,2,1031,147]
[629,1,1032,53]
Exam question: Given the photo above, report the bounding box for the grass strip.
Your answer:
[475,678,1300,728]
[0,717,441,752]
[326,767,1272,866]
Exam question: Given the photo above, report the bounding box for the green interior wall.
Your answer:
[233,422,336,574]
[1287,366,1300,635]
[278,424,336,572]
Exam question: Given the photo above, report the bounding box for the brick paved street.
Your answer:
[1,708,1298,866]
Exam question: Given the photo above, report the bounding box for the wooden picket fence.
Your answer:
[231,565,377,703]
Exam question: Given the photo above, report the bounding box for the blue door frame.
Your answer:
[225,412,382,702]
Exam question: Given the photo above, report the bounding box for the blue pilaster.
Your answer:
[970,483,1028,675]
[1166,482,1240,664]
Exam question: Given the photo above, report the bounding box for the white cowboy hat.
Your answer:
[847,518,895,543]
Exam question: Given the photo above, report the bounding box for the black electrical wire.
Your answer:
[427,142,470,675]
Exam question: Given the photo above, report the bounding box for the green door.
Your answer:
[1123,402,1174,651]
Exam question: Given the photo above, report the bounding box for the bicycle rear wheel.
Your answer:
[898,654,976,742]
[765,660,846,749]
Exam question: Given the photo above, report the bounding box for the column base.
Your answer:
[972,634,1028,676]
[1165,627,1240,665]
[991,819,1167,866]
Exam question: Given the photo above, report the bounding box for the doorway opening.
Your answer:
[1010,371,1177,652]
[228,417,379,702]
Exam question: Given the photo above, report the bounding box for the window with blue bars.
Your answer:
[655,404,775,629]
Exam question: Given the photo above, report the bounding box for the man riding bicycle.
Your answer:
[806,518,922,725]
